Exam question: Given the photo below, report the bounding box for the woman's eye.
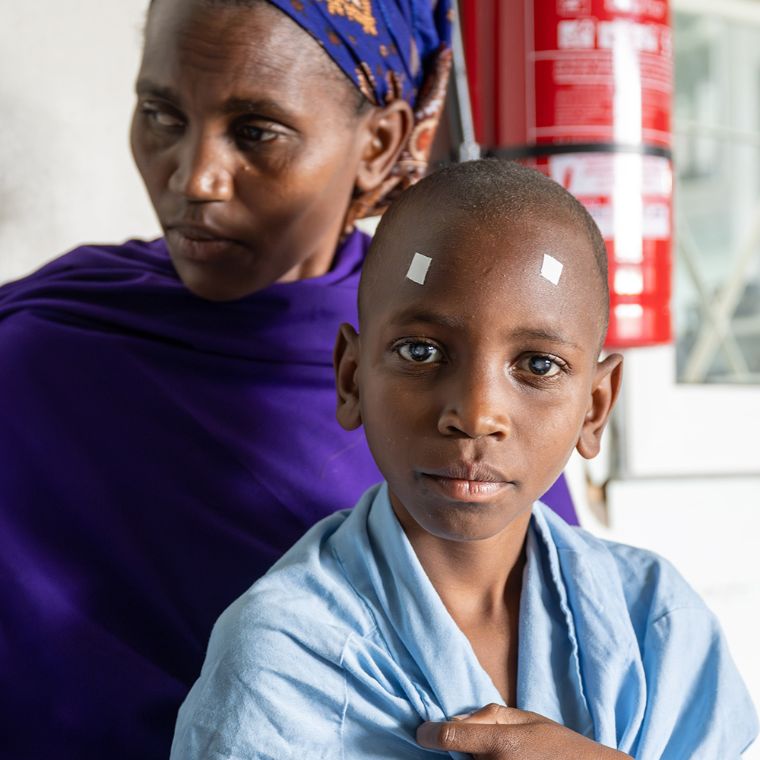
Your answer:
[523,354,561,377]
[236,124,278,144]
[142,105,183,129]
[397,342,443,364]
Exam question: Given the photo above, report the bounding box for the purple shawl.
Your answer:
[0,231,575,759]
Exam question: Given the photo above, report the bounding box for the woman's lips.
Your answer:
[166,227,241,263]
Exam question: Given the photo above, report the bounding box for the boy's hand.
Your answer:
[416,704,632,759]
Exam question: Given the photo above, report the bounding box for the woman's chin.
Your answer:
[168,255,265,302]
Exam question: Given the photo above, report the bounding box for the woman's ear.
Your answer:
[355,99,414,193]
[333,323,363,431]
[577,353,624,459]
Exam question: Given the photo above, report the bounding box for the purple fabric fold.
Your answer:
[0,231,576,759]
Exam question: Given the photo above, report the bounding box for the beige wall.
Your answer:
[0,1,160,285]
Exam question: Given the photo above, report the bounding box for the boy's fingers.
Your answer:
[451,703,536,724]
[417,716,632,760]
[416,719,517,754]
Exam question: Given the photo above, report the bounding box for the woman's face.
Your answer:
[131,0,377,301]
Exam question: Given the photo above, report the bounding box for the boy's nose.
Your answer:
[436,370,511,440]
[168,132,234,202]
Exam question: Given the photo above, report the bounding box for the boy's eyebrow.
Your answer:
[388,309,582,349]
[388,308,467,331]
[507,327,582,350]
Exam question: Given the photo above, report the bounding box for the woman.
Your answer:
[0,1,573,758]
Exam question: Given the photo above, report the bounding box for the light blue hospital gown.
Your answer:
[172,483,758,759]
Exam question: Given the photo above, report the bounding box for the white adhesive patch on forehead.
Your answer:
[405,252,432,285]
[540,254,563,285]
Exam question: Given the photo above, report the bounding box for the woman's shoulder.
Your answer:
[1,238,172,301]
[0,237,193,352]
[0,239,177,375]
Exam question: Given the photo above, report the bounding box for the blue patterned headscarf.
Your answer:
[268,0,452,106]
[266,0,453,217]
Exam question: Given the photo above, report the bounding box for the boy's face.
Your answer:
[335,211,622,542]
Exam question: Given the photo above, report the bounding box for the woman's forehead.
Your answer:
[142,0,349,99]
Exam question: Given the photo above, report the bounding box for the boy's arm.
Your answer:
[170,596,348,760]
[633,605,758,758]
[416,704,631,759]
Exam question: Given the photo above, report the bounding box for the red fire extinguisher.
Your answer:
[457,0,673,347]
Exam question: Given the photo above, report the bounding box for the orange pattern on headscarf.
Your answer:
[326,0,378,36]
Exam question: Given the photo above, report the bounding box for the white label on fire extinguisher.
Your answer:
[548,153,672,244]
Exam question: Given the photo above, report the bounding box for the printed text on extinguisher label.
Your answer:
[528,0,672,147]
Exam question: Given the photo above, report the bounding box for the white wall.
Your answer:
[0,1,160,286]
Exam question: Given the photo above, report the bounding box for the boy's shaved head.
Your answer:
[359,159,610,344]
[336,159,623,541]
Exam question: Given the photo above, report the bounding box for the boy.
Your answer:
[172,161,758,758]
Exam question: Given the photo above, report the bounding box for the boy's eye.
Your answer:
[396,342,443,364]
[521,354,562,377]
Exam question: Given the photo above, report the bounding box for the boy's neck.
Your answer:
[394,507,532,615]
[392,503,532,705]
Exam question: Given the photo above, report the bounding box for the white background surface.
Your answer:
[0,1,159,285]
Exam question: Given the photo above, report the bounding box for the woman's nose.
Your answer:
[168,132,234,202]
[437,368,511,440]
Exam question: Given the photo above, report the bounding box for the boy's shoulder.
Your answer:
[232,497,712,659]
[173,499,389,760]
[212,494,383,666]
[603,536,705,611]
[534,503,709,630]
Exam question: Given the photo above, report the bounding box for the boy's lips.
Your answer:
[419,462,514,502]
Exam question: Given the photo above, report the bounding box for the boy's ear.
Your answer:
[354,99,413,193]
[333,323,363,431]
[576,353,624,459]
